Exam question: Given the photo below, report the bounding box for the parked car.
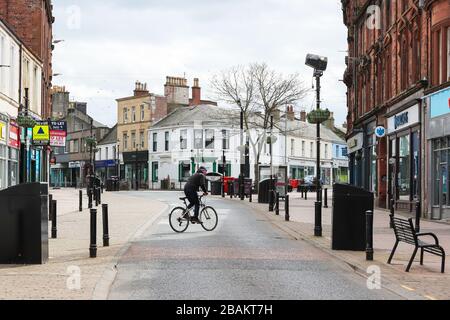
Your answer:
[303,175,323,192]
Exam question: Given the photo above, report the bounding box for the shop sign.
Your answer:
[69,161,81,168]
[388,104,419,134]
[49,121,67,147]
[32,122,50,146]
[8,122,20,149]
[0,121,6,142]
[347,133,363,154]
[430,88,450,119]
[375,126,386,138]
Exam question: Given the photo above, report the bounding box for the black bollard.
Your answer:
[314,201,322,237]
[98,187,102,205]
[95,188,99,207]
[221,179,225,198]
[102,204,110,247]
[275,192,280,215]
[79,190,83,212]
[415,201,421,233]
[366,210,374,261]
[269,191,274,212]
[285,195,290,221]
[305,188,308,200]
[249,190,252,203]
[88,188,93,209]
[90,208,97,258]
[390,198,395,229]
[324,188,328,208]
[51,199,57,239]
[229,182,233,199]
[49,194,53,221]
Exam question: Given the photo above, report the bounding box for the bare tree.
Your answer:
[211,62,309,190]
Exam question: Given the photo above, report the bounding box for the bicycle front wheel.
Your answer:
[169,207,190,233]
[199,206,218,232]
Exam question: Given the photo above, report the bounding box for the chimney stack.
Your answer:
[300,110,307,122]
[134,81,149,97]
[287,105,295,121]
[191,78,201,106]
[324,112,335,129]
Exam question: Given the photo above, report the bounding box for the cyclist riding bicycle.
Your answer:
[184,166,208,224]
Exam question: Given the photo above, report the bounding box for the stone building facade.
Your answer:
[342,0,450,218]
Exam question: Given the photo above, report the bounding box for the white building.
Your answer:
[95,125,119,183]
[148,105,286,189]
[0,19,43,190]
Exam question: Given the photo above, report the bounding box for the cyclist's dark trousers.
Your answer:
[184,188,200,218]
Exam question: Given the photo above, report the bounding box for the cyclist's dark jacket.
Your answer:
[184,173,207,193]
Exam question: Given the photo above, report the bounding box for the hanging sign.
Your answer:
[32,122,50,146]
[375,126,386,138]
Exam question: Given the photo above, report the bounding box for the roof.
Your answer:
[98,125,117,145]
[152,104,235,129]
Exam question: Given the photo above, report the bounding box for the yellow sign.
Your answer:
[32,124,50,141]
[0,122,5,141]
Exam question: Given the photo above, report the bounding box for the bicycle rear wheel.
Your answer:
[169,207,190,233]
[199,206,218,232]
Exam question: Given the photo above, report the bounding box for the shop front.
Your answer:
[123,151,149,190]
[95,160,118,184]
[347,132,364,188]
[387,103,421,212]
[0,114,8,190]
[427,87,450,220]
[288,160,316,180]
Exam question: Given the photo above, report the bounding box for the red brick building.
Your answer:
[342,0,450,217]
[0,0,54,118]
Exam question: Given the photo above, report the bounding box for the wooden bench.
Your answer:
[388,214,446,273]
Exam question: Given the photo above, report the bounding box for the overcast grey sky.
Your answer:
[53,0,348,128]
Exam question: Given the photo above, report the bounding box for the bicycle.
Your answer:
[169,194,218,233]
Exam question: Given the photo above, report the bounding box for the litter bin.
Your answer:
[258,178,275,203]
[244,178,253,196]
[211,181,222,195]
[0,183,49,264]
[332,183,374,251]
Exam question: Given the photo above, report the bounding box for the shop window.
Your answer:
[152,162,158,182]
[179,162,191,182]
[398,135,411,201]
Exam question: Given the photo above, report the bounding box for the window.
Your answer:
[152,162,159,182]
[73,139,79,153]
[123,108,128,124]
[153,133,158,152]
[325,144,328,159]
[140,105,145,121]
[222,130,229,150]
[0,35,4,93]
[205,129,215,149]
[105,147,109,160]
[194,129,203,149]
[310,142,314,158]
[98,147,102,160]
[123,133,128,150]
[165,132,169,151]
[342,147,348,157]
[9,45,15,98]
[132,106,136,122]
[291,139,295,157]
[179,161,191,182]
[140,131,145,148]
[33,66,38,111]
[398,135,411,200]
[302,141,305,157]
[180,129,187,150]
[131,132,136,149]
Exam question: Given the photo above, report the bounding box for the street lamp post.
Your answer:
[237,100,245,200]
[305,53,328,238]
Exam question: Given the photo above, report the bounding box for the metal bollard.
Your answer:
[102,204,110,247]
[98,187,102,205]
[269,191,274,212]
[305,189,308,200]
[285,195,290,221]
[90,208,97,258]
[49,194,53,221]
[366,210,374,261]
[95,188,99,207]
[79,190,83,212]
[415,201,421,233]
[229,182,233,199]
[249,191,252,203]
[51,200,57,239]
[221,180,225,198]
[314,201,322,237]
[88,188,93,209]
[324,188,328,208]
[390,198,395,229]
[275,192,280,215]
